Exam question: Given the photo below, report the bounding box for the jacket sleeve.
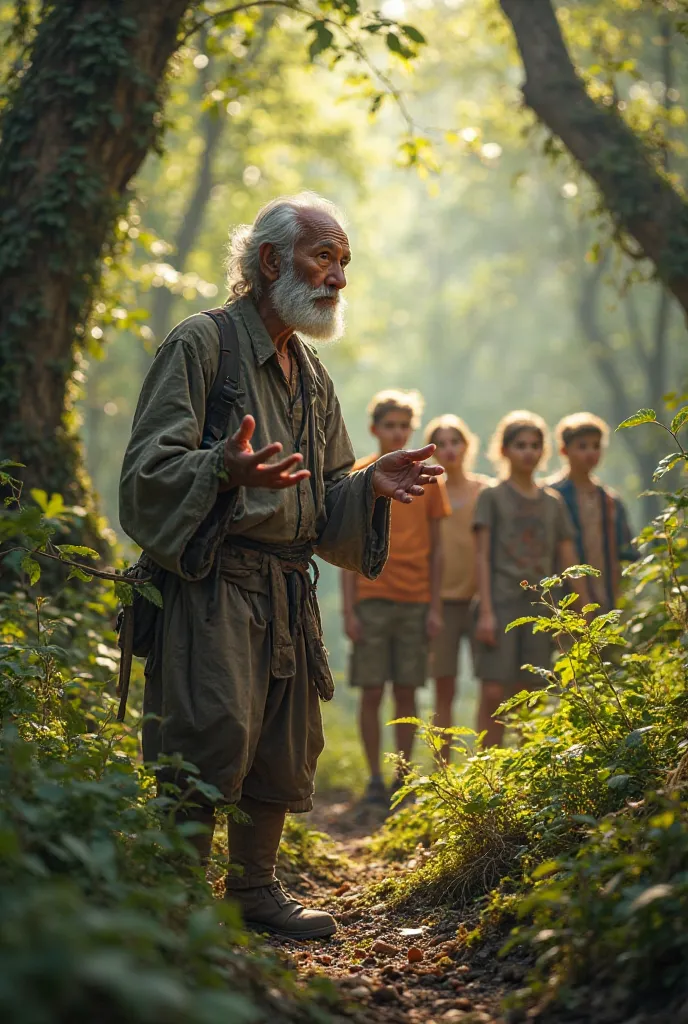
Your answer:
[313,377,391,577]
[118,316,239,580]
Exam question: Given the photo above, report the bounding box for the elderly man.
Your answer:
[119,192,441,939]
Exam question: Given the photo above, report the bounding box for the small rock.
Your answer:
[372,985,399,1004]
[399,926,425,937]
[429,936,445,947]
[370,903,387,915]
[456,964,471,974]
[348,986,371,1000]
[381,965,402,979]
[407,946,424,963]
[441,1013,466,1023]
[339,909,362,924]
[318,954,333,966]
[348,965,362,973]
[456,998,472,1010]
[372,939,400,956]
[353,947,367,959]
[334,883,351,897]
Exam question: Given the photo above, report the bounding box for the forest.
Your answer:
[0,0,687,1022]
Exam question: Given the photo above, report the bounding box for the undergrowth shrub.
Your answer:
[0,465,338,1024]
[376,409,688,1018]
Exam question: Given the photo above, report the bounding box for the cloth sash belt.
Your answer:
[220,536,335,701]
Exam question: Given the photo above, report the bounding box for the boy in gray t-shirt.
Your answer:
[473,411,585,747]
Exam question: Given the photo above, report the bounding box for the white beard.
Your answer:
[270,254,347,343]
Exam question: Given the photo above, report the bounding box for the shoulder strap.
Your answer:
[200,307,242,450]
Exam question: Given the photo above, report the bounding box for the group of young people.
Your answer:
[341,390,637,810]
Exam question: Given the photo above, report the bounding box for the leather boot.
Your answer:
[226,796,337,939]
[233,880,337,939]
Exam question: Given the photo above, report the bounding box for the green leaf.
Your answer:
[386,31,413,59]
[606,773,630,789]
[670,406,688,433]
[562,563,601,578]
[67,565,93,583]
[20,553,41,586]
[505,615,539,632]
[653,452,686,480]
[532,859,560,880]
[56,544,99,560]
[629,884,673,912]
[307,21,334,61]
[115,580,134,606]
[139,582,164,608]
[44,493,65,518]
[30,488,48,512]
[495,689,531,714]
[616,409,656,431]
[401,23,426,44]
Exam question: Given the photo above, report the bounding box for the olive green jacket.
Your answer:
[119,296,390,581]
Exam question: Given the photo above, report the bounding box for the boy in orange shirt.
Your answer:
[341,390,450,807]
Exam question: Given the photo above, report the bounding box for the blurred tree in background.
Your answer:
[1,0,687,679]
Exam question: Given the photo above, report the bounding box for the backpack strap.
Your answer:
[200,306,242,450]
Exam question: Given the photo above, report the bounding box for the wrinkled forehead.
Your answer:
[295,209,350,253]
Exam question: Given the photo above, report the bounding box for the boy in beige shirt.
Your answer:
[424,415,491,759]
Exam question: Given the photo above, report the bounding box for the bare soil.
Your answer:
[257,792,530,1024]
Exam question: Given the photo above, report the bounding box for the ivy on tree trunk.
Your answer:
[0,0,195,509]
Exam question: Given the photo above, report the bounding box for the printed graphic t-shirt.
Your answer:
[355,453,451,604]
[473,480,575,604]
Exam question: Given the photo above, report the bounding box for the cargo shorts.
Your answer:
[474,597,552,686]
[349,598,429,688]
[430,599,474,679]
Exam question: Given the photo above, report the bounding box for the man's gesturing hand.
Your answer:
[372,444,444,504]
[221,415,311,491]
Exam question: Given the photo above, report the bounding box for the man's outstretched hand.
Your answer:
[221,415,311,491]
[372,444,444,503]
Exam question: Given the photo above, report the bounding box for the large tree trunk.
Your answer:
[499,0,688,317]
[0,0,194,507]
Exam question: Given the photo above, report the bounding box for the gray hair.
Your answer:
[226,191,345,299]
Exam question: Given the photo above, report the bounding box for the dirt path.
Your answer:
[261,794,523,1024]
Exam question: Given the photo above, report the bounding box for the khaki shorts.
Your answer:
[430,599,474,679]
[474,598,552,685]
[349,598,428,689]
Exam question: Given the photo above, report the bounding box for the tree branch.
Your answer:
[500,0,688,316]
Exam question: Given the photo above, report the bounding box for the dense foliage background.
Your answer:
[1,1,687,1019]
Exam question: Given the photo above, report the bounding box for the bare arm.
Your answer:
[558,539,590,607]
[341,569,362,642]
[426,518,444,639]
[475,526,497,646]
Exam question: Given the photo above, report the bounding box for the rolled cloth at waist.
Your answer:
[220,536,334,700]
